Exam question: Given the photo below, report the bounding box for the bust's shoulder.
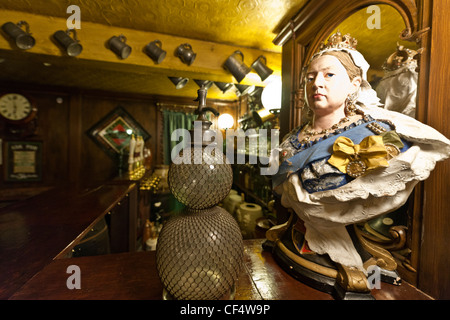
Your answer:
[282,123,307,143]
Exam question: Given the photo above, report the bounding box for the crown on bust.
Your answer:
[318,31,358,52]
[382,43,419,71]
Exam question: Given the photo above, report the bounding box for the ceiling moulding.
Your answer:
[0,9,281,86]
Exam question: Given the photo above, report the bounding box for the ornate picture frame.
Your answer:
[87,106,150,159]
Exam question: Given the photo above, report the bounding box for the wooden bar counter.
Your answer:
[0,182,137,300]
[8,239,432,300]
[0,180,432,300]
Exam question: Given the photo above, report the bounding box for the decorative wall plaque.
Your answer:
[87,106,150,159]
[4,140,42,182]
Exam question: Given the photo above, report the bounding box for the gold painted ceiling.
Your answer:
[0,0,307,100]
[0,0,304,53]
[0,1,415,100]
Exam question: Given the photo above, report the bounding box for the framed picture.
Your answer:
[87,106,150,159]
[4,140,43,182]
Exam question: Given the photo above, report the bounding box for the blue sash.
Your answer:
[272,120,410,191]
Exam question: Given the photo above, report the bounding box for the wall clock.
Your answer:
[0,93,37,124]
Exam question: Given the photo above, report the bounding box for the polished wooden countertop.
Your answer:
[0,182,136,300]
[9,239,432,300]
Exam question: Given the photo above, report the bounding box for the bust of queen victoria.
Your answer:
[265,31,450,299]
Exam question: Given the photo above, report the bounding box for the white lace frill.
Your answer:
[274,106,450,270]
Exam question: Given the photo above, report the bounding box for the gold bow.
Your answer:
[328,135,389,175]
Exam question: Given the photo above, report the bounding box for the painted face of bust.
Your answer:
[306,55,361,118]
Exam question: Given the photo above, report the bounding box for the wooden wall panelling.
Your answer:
[279,35,306,138]
[407,0,432,289]
[0,89,71,191]
[38,92,71,184]
[279,37,293,139]
[416,0,450,300]
[127,182,139,252]
[0,79,239,196]
[108,191,131,253]
[156,105,164,166]
[292,42,306,131]
[80,94,159,185]
[68,93,82,186]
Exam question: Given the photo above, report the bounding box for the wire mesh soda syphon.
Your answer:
[156,86,244,300]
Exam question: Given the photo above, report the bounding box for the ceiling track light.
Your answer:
[169,76,189,89]
[1,21,35,50]
[194,80,213,90]
[235,84,255,96]
[214,82,234,94]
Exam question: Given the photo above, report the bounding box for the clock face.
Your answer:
[0,93,33,121]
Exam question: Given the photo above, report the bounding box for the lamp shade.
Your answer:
[235,84,255,96]
[261,75,282,110]
[218,113,234,129]
[168,76,189,89]
[194,79,213,89]
[214,82,234,94]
